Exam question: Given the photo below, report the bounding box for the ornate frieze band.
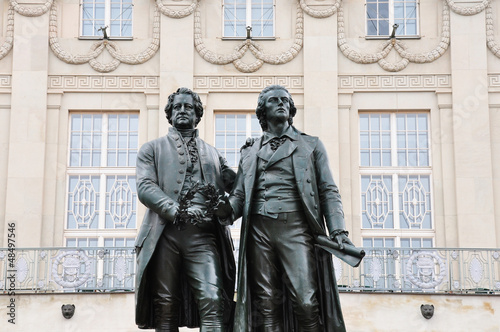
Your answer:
[339,75,452,90]
[48,75,159,91]
[194,76,304,91]
[0,75,12,89]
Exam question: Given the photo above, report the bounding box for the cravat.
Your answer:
[269,137,287,151]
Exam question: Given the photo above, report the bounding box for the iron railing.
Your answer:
[1,247,499,294]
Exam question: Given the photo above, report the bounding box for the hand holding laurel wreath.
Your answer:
[174,181,221,230]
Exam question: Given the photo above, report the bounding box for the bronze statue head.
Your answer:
[61,304,75,319]
[256,85,297,131]
[420,304,434,319]
[165,87,204,128]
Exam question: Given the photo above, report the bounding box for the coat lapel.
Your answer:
[264,139,297,169]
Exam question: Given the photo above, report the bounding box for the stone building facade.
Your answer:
[0,0,499,331]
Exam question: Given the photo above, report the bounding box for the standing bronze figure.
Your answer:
[134,87,236,332]
[219,85,354,332]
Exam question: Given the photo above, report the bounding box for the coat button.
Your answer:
[180,160,185,164]
[314,205,318,209]
[160,219,165,224]
[177,144,182,148]
[177,179,182,184]
[179,170,184,174]
[167,200,174,205]
[307,179,311,183]
[310,192,315,196]
[179,151,185,155]
[174,189,179,194]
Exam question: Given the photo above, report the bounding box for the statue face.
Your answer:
[263,89,291,125]
[171,94,197,129]
[420,304,434,319]
[61,304,75,319]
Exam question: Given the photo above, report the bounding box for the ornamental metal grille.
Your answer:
[2,247,499,294]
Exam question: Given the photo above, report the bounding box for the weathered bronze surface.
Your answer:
[224,85,362,332]
[134,87,236,332]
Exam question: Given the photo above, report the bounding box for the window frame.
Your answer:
[365,0,420,39]
[359,111,434,247]
[79,0,134,40]
[64,112,139,247]
[222,0,276,40]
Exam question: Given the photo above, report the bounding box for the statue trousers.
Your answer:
[248,212,321,332]
[150,221,225,332]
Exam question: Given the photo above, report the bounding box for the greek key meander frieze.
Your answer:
[48,76,159,91]
[338,75,452,90]
[194,76,304,91]
[0,75,12,88]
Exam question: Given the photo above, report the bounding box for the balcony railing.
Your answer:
[1,247,499,294]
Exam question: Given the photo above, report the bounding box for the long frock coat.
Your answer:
[134,128,236,329]
[228,126,347,332]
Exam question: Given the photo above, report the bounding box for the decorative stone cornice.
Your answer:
[47,75,159,91]
[194,75,304,91]
[338,75,452,90]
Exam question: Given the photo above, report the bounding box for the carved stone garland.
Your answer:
[1,0,498,73]
[486,4,500,58]
[49,0,160,73]
[10,0,53,17]
[0,5,14,61]
[156,0,199,18]
[194,1,303,73]
[446,0,489,16]
[336,1,450,72]
[299,0,341,18]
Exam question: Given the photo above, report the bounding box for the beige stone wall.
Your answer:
[0,0,498,249]
[0,292,498,331]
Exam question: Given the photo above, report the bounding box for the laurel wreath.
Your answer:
[174,181,220,230]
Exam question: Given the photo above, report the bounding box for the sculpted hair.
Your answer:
[256,85,297,131]
[164,87,204,126]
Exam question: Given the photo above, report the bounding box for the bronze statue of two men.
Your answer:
[135,85,356,332]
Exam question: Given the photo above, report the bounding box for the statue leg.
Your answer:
[248,215,284,332]
[150,231,182,332]
[182,227,225,332]
[276,214,321,332]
